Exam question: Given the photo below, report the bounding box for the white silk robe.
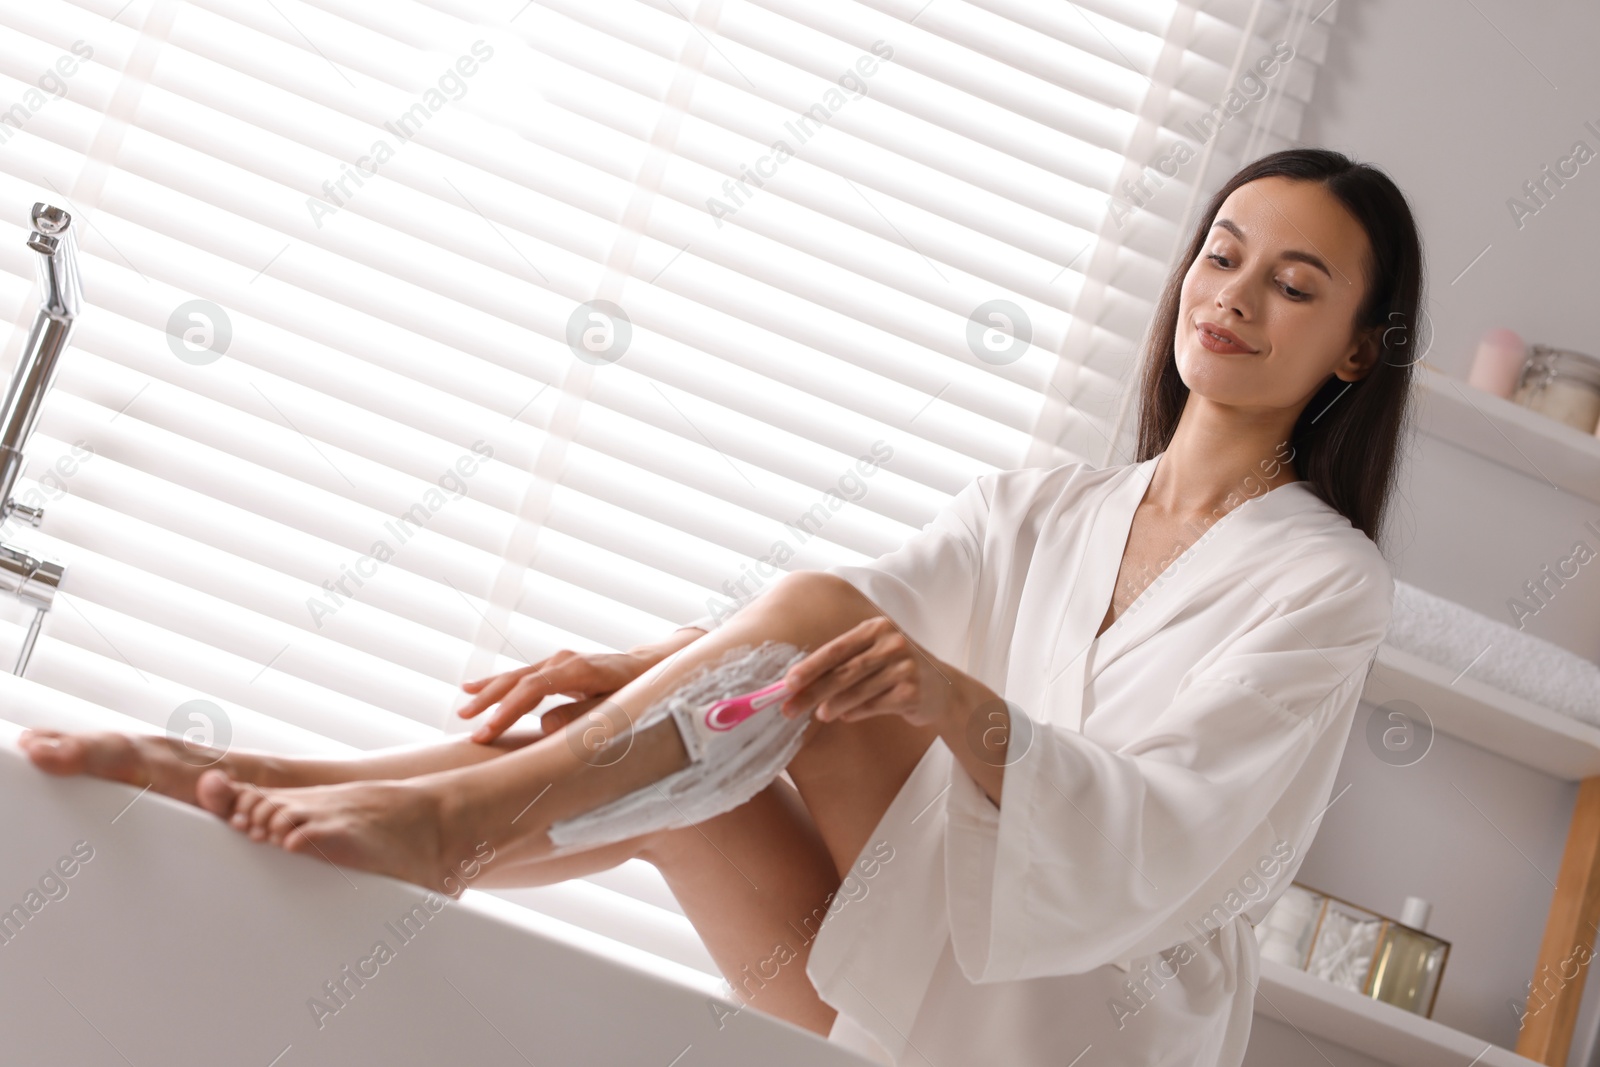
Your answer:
[689,452,1395,1066]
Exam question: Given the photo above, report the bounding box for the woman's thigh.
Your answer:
[631,710,936,1034]
[637,777,843,1034]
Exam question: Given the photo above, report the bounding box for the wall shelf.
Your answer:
[1415,364,1600,505]
[1352,371,1600,1064]
[1256,958,1540,1067]
[1365,644,1600,781]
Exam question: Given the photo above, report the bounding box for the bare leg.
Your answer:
[14,725,552,805]
[20,616,712,814]
[187,572,904,888]
[20,628,719,793]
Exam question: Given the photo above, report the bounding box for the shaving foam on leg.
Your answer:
[545,640,810,851]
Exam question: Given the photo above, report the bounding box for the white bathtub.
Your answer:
[0,717,870,1066]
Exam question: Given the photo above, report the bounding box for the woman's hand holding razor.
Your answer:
[779,616,1011,806]
[777,616,995,731]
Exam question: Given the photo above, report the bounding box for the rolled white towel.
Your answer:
[1385,580,1600,727]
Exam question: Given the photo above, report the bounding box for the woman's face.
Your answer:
[1175,176,1379,416]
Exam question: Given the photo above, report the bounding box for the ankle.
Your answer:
[416,771,470,856]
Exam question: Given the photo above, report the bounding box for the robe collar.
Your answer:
[1042,452,1320,731]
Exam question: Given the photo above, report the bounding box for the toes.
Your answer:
[265,803,300,846]
[20,730,83,774]
[280,824,318,854]
[197,771,311,855]
[246,794,272,840]
[196,769,242,818]
[21,731,152,787]
[247,789,291,841]
[229,785,263,830]
[201,775,302,848]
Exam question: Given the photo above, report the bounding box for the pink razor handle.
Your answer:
[703,679,790,732]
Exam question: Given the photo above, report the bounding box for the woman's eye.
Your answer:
[1207,252,1309,301]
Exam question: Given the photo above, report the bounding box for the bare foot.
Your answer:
[17,728,292,805]
[196,771,458,896]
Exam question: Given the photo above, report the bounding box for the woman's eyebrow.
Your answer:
[1210,217,1332,279]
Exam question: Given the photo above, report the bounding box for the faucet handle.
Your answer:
[5,501,44,527]
[27,203,80,322]
[31,203,71,234]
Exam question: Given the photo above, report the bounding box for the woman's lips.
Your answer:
[1196,323,1255,354]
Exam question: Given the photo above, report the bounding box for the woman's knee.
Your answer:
[754,570,881,631]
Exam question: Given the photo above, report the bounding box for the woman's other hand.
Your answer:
[458,627,707,743]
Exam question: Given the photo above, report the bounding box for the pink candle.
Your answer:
[1468,328,1526,398]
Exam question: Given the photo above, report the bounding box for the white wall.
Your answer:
[1242,0,1600,1062]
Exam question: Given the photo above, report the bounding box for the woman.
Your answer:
[19,147,1421,1065]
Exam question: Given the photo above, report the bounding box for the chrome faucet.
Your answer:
[0,203,78,675]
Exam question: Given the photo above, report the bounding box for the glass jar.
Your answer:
[1303,895,1386,995]
[1369,920,1448,1016]
[1512,345,1600,433]
[1255,881,1451,1019]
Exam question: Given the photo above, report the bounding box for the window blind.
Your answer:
[0,0,1336,968]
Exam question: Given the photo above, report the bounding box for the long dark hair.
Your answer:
[1133,148,1423,544]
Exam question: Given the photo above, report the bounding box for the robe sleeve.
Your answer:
[942,546,1394,982]
[817,473,991,674]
